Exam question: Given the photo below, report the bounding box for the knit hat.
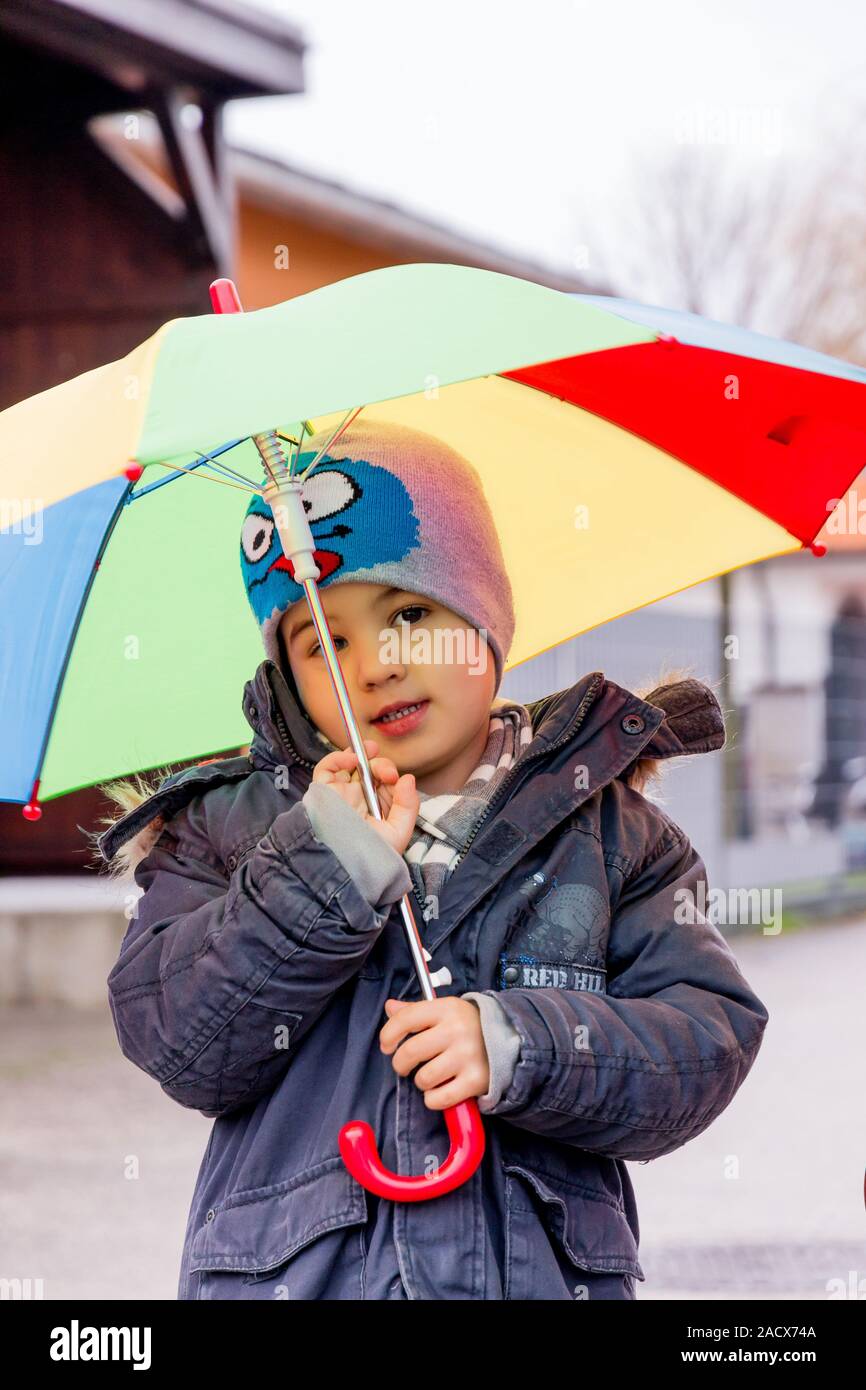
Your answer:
[239,419,516,692]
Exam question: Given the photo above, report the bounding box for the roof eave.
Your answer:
[0,0,306,100]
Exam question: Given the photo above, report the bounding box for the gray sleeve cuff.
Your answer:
[462,990,522,1112]
[302,782,413,909]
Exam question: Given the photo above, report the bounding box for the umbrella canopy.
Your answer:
[2,261,865,808]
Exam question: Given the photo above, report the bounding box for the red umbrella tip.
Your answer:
[23,779,42,820]
[657,333,678,347]
[124,463,144,483]
[809,541,827,557]
[209,279,243,314]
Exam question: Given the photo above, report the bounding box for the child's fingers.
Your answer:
[370,760,401,788]
[312,740,382,785]
[312,745,414,844]
[315,739,378,771]
[384,773,419,840]
[317,756,400,790]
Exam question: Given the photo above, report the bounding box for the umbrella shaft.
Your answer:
[261,473,435,1003]
[300,576,435,1003]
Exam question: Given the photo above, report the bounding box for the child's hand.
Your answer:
[311,739,419,855]
[379,997,490,1109]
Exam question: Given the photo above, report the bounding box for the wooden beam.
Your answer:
[152,87,234,275]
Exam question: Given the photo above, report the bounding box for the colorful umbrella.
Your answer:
[2,262,864,1200]
[2,262,864,814]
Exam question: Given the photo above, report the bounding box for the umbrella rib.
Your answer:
[191,445,263,488]
[146,459,260,494]
[296,406,364,479]
[274,419,317,478]
[129,438,263,499]
[282,425,306,478]
[134,411,364,499]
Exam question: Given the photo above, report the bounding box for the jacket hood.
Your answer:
[242,658,725,776]
[92,658,726,881]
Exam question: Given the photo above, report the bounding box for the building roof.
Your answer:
[0,0,305,100]
[91,112,613,293]
[231,143,611,292]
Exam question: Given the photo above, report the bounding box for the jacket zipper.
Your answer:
[271,701,315,773]
[449,671,606,873]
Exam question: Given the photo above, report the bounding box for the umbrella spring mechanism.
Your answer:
[255,430,292,483]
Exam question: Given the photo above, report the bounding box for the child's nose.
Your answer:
[355,634,408,686]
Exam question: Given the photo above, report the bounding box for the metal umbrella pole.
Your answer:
[209,278,485,1201]
[259,461,486,1201]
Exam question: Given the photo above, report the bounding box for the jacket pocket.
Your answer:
[502,1160,644,1300]
[188,1156,368,1299]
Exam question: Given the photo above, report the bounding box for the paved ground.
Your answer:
[1,916,864,1300]
[630,915,866,1299]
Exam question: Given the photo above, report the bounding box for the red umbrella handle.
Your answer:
[339,1098,485,1201]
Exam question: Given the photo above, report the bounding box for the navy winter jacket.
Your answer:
[98,659,769,1300]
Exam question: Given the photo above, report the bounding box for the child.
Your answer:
[96,420,769,1301]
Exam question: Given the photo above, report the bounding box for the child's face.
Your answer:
[279,582,498,785]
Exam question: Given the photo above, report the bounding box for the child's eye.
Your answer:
[309,636,347,657]
[393,605,428,626]
[307,608,427,657]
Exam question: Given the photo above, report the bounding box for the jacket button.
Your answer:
[248,704,258,722]
[226,853,238,872]
[621,713,645,734]
[206,1209,215,1222]
[503,966,520,983]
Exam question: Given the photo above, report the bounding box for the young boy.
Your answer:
[98,420,769,1300]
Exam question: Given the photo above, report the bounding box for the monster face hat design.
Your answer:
[241,448,420,616]
[239,418,516,692]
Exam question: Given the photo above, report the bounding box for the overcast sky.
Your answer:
[229,0,866,288]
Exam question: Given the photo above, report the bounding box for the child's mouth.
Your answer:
[370,700,430,736]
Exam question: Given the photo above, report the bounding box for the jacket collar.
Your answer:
[422,671,723,955]
[99,662,721,878]
[240,657,712,783]
[243,659,330,773]
[239,656,725,962]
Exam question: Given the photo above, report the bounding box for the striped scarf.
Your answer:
[404,699,534,923]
